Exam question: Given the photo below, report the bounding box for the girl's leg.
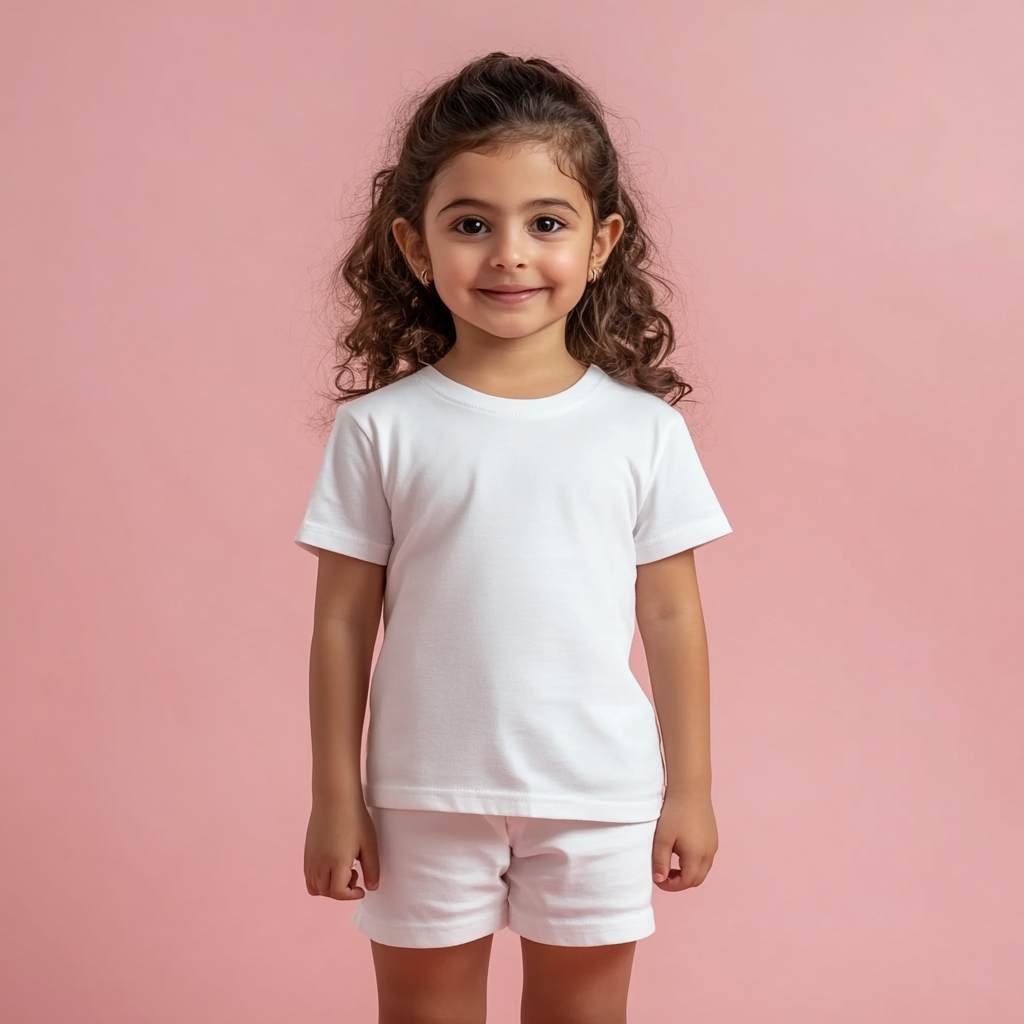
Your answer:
[371,934,494,1024]
[519,937,637,1024]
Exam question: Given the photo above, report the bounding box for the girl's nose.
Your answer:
[489,227,528,270]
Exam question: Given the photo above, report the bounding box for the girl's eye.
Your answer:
[533,216,564,234]
[454,217,487,235]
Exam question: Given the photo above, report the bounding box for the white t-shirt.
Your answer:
[295,362,732,822]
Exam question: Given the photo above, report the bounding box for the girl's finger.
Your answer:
[329,865,364,901]
[315,865,333,896]
[651,837,675,883]
[655,866,685,892]
[360,839,381,891]
[689,858,707,888]
[693,853,715,887]
[679,852,711,889]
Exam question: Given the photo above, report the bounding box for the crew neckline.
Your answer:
[419,362,605,417]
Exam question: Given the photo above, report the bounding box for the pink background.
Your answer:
[2,2,1022,1021]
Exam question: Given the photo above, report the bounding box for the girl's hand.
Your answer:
[651,789,719,892]
[304,797,380,900]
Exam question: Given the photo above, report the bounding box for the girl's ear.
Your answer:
[392,218,429,278]
[591,213,625,264]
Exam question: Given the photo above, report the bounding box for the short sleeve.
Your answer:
[633,413,733,564]
[293,407,393,565]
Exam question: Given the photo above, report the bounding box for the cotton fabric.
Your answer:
[295,362,732,822]
[350,807,660,948]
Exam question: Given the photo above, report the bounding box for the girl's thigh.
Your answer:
[520,937,637,1024]
[371,934,493,1024]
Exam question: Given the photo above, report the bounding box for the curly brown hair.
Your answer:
[327,51,692,406]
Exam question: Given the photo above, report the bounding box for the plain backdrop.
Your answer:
[2,2,1022,1022]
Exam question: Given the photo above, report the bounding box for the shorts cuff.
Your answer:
[350,904,508,949]
[509,907,656,947]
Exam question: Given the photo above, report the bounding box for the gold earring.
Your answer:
[420,267,431,286]
[588,265,602,283]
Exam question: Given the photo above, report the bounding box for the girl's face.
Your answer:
[393,142,623,346]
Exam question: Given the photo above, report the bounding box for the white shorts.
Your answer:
[350,806,659,949]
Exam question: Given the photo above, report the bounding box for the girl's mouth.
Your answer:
[477,287,545,305]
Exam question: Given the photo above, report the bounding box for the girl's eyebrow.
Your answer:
[435,197,579,218]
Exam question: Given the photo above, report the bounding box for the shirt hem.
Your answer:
[364,784,665,823]
[294,522,392,565]
[635,516,733,564]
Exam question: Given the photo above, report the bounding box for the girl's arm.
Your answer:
[304,549,385,900]
[635,547,720,892]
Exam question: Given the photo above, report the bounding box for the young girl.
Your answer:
[295,52,732,1024]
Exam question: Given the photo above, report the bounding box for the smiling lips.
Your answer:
[477,285,546,305]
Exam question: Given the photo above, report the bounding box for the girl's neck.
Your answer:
[433,319,587,400]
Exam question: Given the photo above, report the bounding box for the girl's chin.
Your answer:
[451,305,576,335]
[458,317,564,341]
